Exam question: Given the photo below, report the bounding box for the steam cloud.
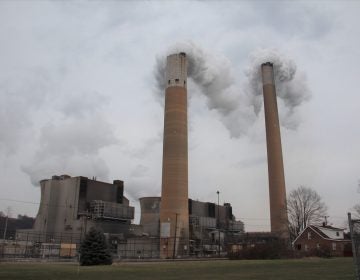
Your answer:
[245,49,310,129]
[21,91,118,186]
[154,42,310,137]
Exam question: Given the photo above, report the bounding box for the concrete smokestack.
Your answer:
[261,62,289,239]
[159,52,189,258]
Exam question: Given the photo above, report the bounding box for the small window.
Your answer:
[336,232,339,236]
[297,244,301,250]
[308,232,312,240]
[332,243,336,251]
[316,243,320,249]
[168,80,170,84]
[305,244,308,251]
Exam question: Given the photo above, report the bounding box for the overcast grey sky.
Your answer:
[0,0,359,231]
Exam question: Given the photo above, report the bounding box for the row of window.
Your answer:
[168,79,186,85]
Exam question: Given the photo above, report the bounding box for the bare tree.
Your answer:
[352,204,360,218]
[287,186,327,240]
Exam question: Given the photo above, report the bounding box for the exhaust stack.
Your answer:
[261,62,289,239]
[159,53,189,258]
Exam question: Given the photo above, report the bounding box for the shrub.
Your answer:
[309,247,332,258]
[228,240,293,260]
[79,227,113,266]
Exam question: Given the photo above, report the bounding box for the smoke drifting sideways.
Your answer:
[154,43,310,137]
[246,49,311,129]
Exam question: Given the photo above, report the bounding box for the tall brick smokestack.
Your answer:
[261,62,289,239]
[160,53,189,258]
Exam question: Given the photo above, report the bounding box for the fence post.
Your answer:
[70,233,73,259]
[25,232,29,258]
[15,235,18,259]
[348,212,360,280]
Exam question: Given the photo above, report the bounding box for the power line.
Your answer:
[0,198,40,205]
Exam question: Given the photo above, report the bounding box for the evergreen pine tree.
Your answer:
[79,227,113,266]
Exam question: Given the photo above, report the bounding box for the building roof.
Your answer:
[310,226,330,239]
[319,225,344,231]
[293,225,350,244]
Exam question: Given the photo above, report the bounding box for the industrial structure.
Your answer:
[261,62,289,239]
[13,173,244,259]
[7,57,296,260]
[138,197,244,257]
[139,197,161,237]
[159,52,189,258]
[17,175,136,244]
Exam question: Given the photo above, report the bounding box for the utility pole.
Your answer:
[2,207,11,243]
[217,190,220,257]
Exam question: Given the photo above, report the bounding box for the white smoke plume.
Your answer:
[245,49,311,129]
[22,91,118,186]
[21,115,118,186]
[154,43,310,135]
[154,41,255,138]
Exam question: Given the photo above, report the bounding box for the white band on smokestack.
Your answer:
[166,52,187,89]
[261,62,275,86]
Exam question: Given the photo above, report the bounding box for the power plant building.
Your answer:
[11,55,293,260]
[139,196,244,257]
[15,175,244,259]
[17,175,136,243]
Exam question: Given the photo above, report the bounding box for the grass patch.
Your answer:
[0,258,355,280]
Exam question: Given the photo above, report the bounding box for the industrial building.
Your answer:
[9,58,292,260]
[138,197,244,257]
[17,175,136,244]
[14,174,244,259]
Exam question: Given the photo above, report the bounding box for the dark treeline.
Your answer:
[0,212,35,238]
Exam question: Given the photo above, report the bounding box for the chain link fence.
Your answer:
[1,226,285,262]
[0,228,231,261]
[0,229,81,260]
